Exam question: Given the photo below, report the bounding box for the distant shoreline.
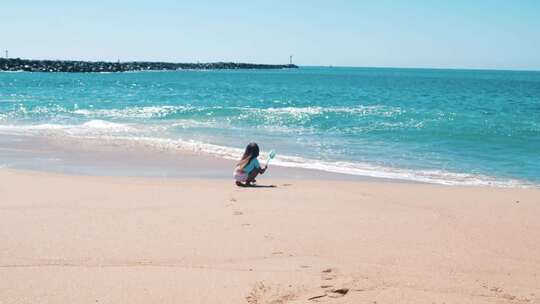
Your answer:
[0,58,298,72]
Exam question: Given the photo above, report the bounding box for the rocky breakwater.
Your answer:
[0,58,298,72]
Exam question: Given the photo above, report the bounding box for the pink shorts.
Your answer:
[233,170,248,182]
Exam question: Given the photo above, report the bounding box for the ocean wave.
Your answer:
[227,105,404,128]
[73,105,195,119]
[69,104,401,120]
[0,105,198,121]
[2,104,402,124]
[270,156,529,187]
[0,120,138,136]
[170,119,217,128]
[257,105,402,116]
[80,120,136,132]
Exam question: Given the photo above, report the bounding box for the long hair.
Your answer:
[236,142,260,170]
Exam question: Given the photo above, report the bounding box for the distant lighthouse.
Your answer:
[289,55,293,65]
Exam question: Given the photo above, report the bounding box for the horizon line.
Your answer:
[303,65,540,73]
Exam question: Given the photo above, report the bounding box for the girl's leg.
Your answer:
[246,170,259,184]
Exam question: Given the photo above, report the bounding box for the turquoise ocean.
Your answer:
[0,67,539,186]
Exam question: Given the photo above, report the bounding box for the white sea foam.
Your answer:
[270,157,529,187]
[69,104,401,120]
[263,107,324,115]
[0,120,137,136]
[255,105,402,116]
[73,106,194,119]
[170,120,216,128]
[80,120,135,132]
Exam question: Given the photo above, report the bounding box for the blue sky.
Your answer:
[2,0,540,70]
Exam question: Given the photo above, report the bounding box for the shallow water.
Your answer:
[1,67,539,186]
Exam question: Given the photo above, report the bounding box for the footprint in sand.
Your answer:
[307,293,327,301]
[307,288,349,301]
[327,288,349,298]
[246,282,297,304]
[490,287,503,293]
[306,268,353,301]
[482,286,531,303]
[321,268,337,281]
[226,198,237,207]
[233,211,243,215]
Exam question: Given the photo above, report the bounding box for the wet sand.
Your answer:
[1,169,539,303]
[0,133,375,181]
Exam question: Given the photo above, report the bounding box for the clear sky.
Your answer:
[2,0,540,70]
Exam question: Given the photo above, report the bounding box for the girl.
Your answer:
[234,142,267,187]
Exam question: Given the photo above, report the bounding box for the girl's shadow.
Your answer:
[237,183,277,188]
[249,184,277,188]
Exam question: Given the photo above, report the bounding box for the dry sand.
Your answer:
[1,169,539,303]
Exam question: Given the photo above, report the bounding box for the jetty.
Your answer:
[0,58,298,72]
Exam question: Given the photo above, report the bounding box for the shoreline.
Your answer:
[0,132,376,182]
[0,131,535,187]
[1,169,539,303]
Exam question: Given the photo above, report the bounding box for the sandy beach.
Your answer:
[1,169,539,303]
[3,1,540,303]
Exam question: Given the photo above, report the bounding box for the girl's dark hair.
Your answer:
[237,142,259,169]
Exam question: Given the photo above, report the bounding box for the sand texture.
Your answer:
[1,169,539,303]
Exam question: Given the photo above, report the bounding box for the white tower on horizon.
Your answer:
[289,55,293,65]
